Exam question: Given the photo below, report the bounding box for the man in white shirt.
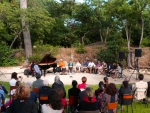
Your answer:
[88,60,95,74]
[75,61,81,73]
[132,74,148,100]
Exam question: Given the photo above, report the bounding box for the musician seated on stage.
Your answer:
[59,59,66,75]
[83,60,89,73]
[75,61,81,73]
[68,60,74,73]
[88,60,96,74]
[24,61,35,76]
[94,60,102,74]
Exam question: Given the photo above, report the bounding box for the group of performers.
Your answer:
[56,59,123,80]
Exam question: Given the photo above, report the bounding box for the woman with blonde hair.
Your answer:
[77,87,99,112]
[7,85,37,113]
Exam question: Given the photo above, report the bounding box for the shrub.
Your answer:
[0,44,19,66]
[75,44,87,54]
[141,37,150,47]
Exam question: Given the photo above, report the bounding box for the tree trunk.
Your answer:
[20,0,32,63]
[104,27,109,43]
[139,16,144,48]
[125,25,132,68]
[99,29,103,42]
[81,31,90,45]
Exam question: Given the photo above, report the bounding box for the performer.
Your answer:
[59,59,66,75]
[88,60,95,74]
[68,60,74,73]
[94,60,101,74]
[83,60,89,73]
[75,61,81,73]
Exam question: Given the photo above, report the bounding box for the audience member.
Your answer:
[68,80,81,113]
[95,81,104,97]
[9,72,18,86]
[132,74,148,100]
[105,83,118,113]
[0,86,5,112]
[52,76,66,98]
[56,88,67,113]
[32,73,44,89]
[7,85,37,113]
[79,84,90,101]
[118,81,132,110]
[77,87,99,112]
[41,89,63,113]
[103,77,109,88]
[39,80,51,104]
[0,83,8,94]
[26,82,37,103]
[78,76,87,91]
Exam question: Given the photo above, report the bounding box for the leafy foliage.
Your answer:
[141,37,150,47]
[0,44,18,66]
[28,44,59,63]
[75,44,87,54]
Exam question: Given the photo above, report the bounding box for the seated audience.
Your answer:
[118,81,132,110]
[56,88,67,113]
[9,72,18,86]
[26,82,37,103]
[0,83,8,94]
[0,86,5,112]
[104,83,118,113]
[78,76,87,91]
[68,80,81,113]
[39,80,51,104]
[52,76,66,98]
[77,87,99,112]
[33,74,44,89]
[95,81,104,97]
[79,84,90,101]
[103,77,109,88]
[41,89,63,113]
[132,74,148,100]
[7,85,37,113]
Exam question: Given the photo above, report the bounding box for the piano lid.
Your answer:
[39,54,56,64]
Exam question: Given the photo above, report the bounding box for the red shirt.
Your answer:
[78,83,86,89]
[61,98,67,113]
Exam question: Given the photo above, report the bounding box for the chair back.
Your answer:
[135,88,147,100]
[39,95,48,101]
[33,87,39,94]
[78,110,99,113]
[10,86,16,90]
[123,94,133,105]
[107,102,118,110]
[69,96,78,106]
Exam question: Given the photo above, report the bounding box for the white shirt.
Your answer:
[9,79,17,86]
[76,62,81,67]
[88,62,95,67]
[41,104,63,113]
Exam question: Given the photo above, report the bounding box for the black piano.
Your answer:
[38,54,57,76]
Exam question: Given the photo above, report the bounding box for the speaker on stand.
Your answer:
[0,52,6,77]
[118,52,126,78]
[129,49,142,80]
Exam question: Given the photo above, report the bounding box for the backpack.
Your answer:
[97,93,105,112]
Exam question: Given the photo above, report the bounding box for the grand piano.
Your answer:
[38,54,57,77]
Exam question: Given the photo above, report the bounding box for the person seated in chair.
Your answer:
[132,74,148,101]
[83,60,89,73]
[94,60,101,74]
[68,60,74,73]
[88,60,95,74]
[75,61,81,73]
[59,59,66,75]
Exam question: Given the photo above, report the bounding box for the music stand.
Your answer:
[0,52,6,77]
[129,58,139,80]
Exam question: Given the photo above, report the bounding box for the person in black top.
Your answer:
[68,80,81,98]
[7,85,37,113]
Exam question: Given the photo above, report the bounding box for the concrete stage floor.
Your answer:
[0,66,150,85]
